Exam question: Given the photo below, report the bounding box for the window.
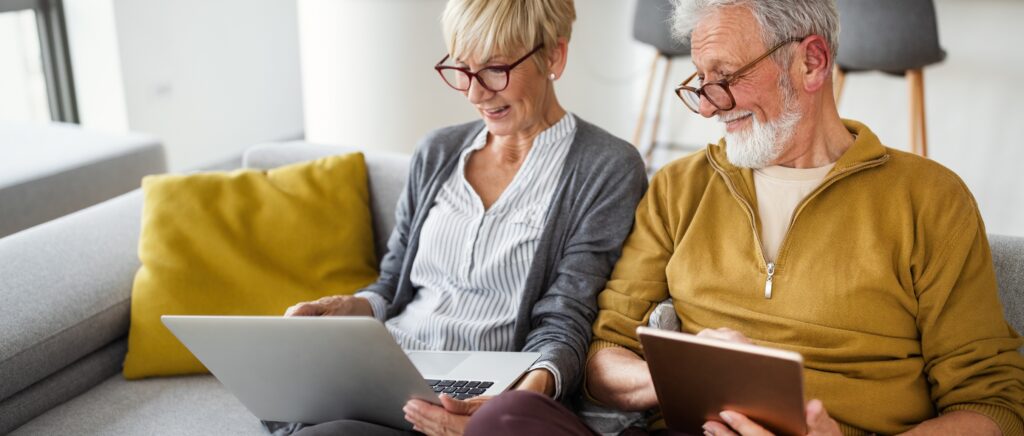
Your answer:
[0,0,77,123]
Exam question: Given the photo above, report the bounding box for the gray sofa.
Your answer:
[0,121,166,238]
[1,142,1021,435]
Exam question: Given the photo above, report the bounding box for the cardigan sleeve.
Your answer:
[588,168,677,359]
[521,145,648,399]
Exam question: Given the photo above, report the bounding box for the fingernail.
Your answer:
[719,411,733,424]
[702,424,713,436]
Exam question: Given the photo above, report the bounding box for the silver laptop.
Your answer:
[161,315,541,429]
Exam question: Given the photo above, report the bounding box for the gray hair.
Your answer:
[671,0,840,69]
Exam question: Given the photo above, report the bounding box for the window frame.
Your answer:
[2,0,78,123]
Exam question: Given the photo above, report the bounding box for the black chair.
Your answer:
[632,0,691,167]
[834,0,946,157]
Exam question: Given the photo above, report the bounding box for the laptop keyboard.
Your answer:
[425,379,494,400]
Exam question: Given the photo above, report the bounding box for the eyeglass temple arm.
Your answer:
[676,71,699,89]
[728,37,806,80]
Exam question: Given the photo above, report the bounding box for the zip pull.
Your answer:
[764,262,775,299]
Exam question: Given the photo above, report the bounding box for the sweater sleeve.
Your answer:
[588,169,677,359]
[914,192,1024,435]
[520,149,648,400]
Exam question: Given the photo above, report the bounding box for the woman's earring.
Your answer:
[549,73,556,81]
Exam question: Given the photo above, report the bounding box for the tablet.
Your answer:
[637,327,806,435]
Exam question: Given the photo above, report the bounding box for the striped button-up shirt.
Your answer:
[359,113,576,396]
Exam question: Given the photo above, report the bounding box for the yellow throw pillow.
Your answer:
[123,153,379,379]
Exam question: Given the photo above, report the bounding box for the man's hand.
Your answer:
[283,295,372,317]
[702,399,842,436]
[403,395,490,436]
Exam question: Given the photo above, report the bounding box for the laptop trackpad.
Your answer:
[407,352,471,377]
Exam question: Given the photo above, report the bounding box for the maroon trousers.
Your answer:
[466,390,693,436]
[465,390,598,436]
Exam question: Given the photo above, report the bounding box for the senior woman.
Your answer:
[275,0,646,435]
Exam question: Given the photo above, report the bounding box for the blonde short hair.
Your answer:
[441,0,575,71]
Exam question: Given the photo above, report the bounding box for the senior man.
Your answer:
[463,0,1024,435]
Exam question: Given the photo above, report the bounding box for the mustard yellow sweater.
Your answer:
[589,120,1024,435]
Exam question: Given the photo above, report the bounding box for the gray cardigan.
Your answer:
[360,114,648,398]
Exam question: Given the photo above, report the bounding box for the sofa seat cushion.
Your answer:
[0,191,144,402]
[11,375,264,435]
[0,121,164,238]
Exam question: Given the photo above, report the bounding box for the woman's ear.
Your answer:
[547,37,569,80]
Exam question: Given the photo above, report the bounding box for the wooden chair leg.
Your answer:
[833,65,846,104]
[907,69,927,157]
[633,52,662,148]
[644,59,673,165]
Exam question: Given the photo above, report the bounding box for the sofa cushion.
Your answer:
[990,234,1024,349]
[10,374,264,435]
[0,339,125,434]
[0,121,164,238]
[0,191,143,403]
[123,154,380,378]
[243,142,410,261]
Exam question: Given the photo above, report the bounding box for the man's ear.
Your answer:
[798,35,831,93]
[547,37,569,79]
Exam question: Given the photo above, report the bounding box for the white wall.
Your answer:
[299,0,473,154]
[299,0,647,154]
[65,0,129,134]
[66,0,305,170]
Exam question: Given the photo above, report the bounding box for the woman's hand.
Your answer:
[703,399,842,436]
[403,395,490,436]
[283,295,372,317]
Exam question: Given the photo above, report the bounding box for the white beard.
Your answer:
[721,95,801,169]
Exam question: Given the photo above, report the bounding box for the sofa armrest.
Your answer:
[0,190,143,403]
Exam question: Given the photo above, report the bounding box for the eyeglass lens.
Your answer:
[678,83,732,112]
[439,68,508,92]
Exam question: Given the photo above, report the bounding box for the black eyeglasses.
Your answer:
[675,37,806,113]
[434,44,544,92]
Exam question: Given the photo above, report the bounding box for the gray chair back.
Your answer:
[836,0,946,73]
[633,0,690,57]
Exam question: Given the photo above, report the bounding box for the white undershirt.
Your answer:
[753,163,835,261]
